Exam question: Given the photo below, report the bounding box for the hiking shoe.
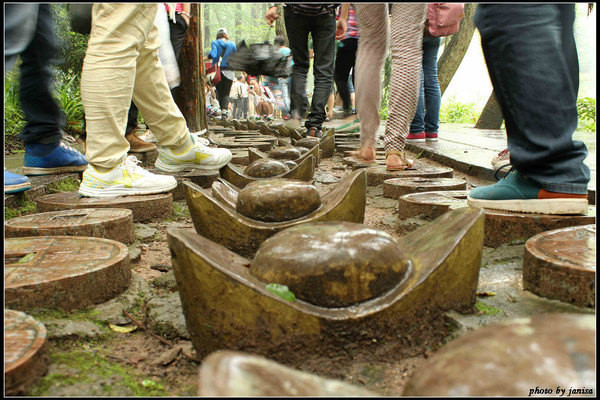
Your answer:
[467,169,588,215]
[307,127,322,138]
[126,131,157,153]
[79,155,177,198]
[23,142,88,175]
[491,148,511,170]
[4,169,31,194]
[425,132,439,142]
[155,135,232,173]
[406,132,426,143]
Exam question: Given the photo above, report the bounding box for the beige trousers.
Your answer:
[354,3,426,153]
[81,3,190,168]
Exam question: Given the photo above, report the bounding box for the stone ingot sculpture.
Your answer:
[167,207,484,369]
[283,160,297,170]
[244,159,289,178]
[220,155,315,189]
[185,169,366,258]
[251,222,409,307]
[248,144,318,165]
[236,179,322,222]
[198,351,378,397]
[403,313,596,397]
[294,137,320,149]
[268,146,302,160]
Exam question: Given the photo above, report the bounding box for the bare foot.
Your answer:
[386,152,414,171]
[348,146,376,163]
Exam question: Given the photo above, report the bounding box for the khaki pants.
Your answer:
[81,3,190,168]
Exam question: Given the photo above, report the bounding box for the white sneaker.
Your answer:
[155,135,232,173]
[79,155,177,198]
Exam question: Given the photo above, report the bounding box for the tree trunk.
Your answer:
[474,90,504,129]
[275,4,289,46]
[173,3,207,131]
[437,3,477,96]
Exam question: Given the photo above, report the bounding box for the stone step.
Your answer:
[5,236,131,312]
[366,165,454,186]
[523,224,596,307]
[383,177,467,199]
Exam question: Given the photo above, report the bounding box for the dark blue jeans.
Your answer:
[5,4,64,145]
[284,7,336,130]
[410,36,441,134]
[475,4,589,194]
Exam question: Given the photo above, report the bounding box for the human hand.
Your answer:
[265,6,279,26]
[335,18,347,40]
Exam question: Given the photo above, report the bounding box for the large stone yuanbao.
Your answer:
[244,159,289,178]
[403,313,596,397]
[250,222,410,307]
[283,160,297,170]
[168,207,484,370]
[268,146,302,160]
[294,137,320,149]
[236,180,322,222]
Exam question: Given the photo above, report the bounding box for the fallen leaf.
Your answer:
[266,283,296,302]
[17,253,36,263]
[476,291,496,297]
[109,323,138,333]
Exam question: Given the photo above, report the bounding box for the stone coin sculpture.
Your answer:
[244,159,289,178]
[236,180,322,222]
[294,137,320,149]
[403,313,596,397]
[250,222,410,307]
[268,146,302,160]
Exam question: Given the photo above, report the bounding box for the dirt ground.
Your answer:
[22,148,497,397]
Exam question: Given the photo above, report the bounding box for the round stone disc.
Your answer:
[484,206,596,248]
[36,191,173,223]
[366,165,453,186]
[398,190,468,220]
[383,177,467,199]
[4,309,48,396]
[5,236,131,312]
[523,224,596,307]
[404,313,596,396]
[4,208,135,244]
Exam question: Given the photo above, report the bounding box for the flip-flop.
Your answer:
[336,118,360,131]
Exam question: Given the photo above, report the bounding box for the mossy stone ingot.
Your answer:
[403,313,595,397]
[283,160,297,170]
[320,134,335,158]
[185,168,366,258]
[268,146,302,160]
[220,155,315,189]
[294,137,320,149]
[250,222,410,307]
[236,179,322,222]
[198,351,378,397]
[211,179,239,209]
[244,159,289,178]
[168,207,484,368]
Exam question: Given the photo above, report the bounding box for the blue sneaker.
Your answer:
[4,169,31,194]
[467,169,588,215]
[23,142,88,175]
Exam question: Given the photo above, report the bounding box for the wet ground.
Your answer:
[3,121,596,396]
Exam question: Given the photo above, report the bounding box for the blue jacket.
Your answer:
[208,39,237,69]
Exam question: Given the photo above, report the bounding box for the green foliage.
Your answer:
[51,4,89,75]
[52,69,85,136]
[47,177,81,194]
[4,193,37,220]
[577,97,596,132]
[475,301,502,316]
[439,98,481,124]
[4,67,26,138]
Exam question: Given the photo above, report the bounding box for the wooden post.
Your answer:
[173,3,207,132]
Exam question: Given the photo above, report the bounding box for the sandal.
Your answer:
[385,150,414,171]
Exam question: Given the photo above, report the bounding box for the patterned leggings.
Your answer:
[354,3,426,153]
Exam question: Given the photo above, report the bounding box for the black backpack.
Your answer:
[227,40,292,78]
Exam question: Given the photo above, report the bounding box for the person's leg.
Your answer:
[17,4,64,146]
[306,12,337,133]
[126,102,139,135]
[354,3,389,160]
[278,77,291,116]
[474,4,588,194]
[422,36,441,138]
[468,4,588,214]
[169,13,188,60]
[409,67,426,135]
[284,8,311,121]
[385,3,426,165]
[217,75,234,115]
[334,38,358,112]
[17,4,87,175]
